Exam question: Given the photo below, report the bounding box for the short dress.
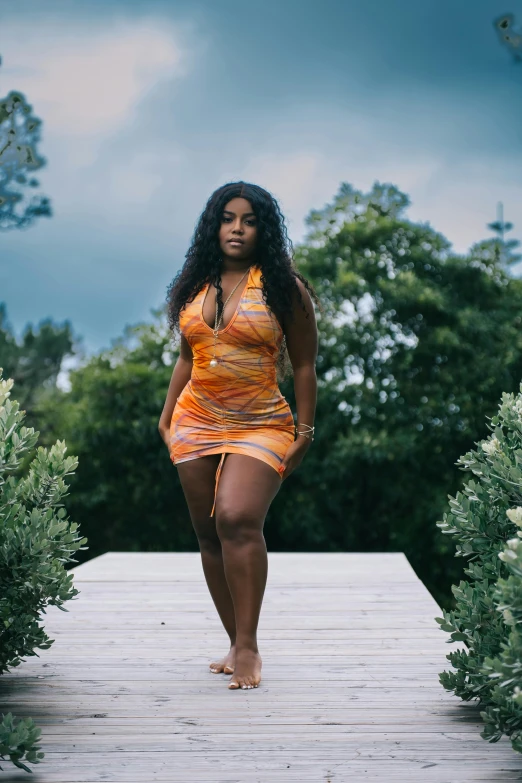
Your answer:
[169,263,295,516]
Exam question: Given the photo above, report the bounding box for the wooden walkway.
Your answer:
[1,552,521,782]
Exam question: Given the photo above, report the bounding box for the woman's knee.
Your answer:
[215,505,263,544]
[191,518,221,554]
[198,533,222,555]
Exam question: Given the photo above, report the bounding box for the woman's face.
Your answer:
[218,197,258,262]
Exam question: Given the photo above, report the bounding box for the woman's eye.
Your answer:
[221,216,256,225]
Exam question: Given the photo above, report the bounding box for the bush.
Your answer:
[0,370,87,771]
[436,383,522,752]
[0,713,43,773]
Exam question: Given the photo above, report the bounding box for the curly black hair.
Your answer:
[166,181,321,381]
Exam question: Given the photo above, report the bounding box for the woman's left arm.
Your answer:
[280,277,318,479]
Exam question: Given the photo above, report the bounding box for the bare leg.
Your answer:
[214,454,283,690]
[175,454,237,673]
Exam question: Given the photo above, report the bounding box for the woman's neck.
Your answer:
[220,257,255,274]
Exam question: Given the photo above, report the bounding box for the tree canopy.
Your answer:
[0,89,51,231]
[4,181,522,608]
[0,304,76,423]
[276,182,522,602]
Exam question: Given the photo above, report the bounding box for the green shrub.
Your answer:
[436,384,522,751]
[0,370,88,771]
[0,713,43,773]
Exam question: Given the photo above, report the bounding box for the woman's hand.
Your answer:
[158,425,171,452]
[279,436,311,480]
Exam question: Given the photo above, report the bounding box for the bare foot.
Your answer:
[228,648,262,690]
[210,645,236,674]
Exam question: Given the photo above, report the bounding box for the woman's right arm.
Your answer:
[158,333,193,448]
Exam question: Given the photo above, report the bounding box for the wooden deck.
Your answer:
[1,552,521,782]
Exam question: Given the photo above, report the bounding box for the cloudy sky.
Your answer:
[1,0,521,355]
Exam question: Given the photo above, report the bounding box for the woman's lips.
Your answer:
[228,240,243,245]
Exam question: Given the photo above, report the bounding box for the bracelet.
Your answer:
[295,423,315,441]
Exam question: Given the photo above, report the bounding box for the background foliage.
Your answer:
[0,89,52,231]
[4,181,522,609]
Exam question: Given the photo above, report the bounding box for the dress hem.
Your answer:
[171,446,286,517]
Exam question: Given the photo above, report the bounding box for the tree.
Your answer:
[0,303,78,430]
[0,86,51,231]
[486,201,521,271]
[26,181,522,610]
[269,182,522,607]
[39,310,196,563]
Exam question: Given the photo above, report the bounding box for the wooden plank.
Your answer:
[7,715,486,728]
[44,628,452,639]
[27,618,444,630]
[67,552,422,583]
[0,691,462,705]
[5,735,520,753]
[11,648,455,658]
[1,551,518,782]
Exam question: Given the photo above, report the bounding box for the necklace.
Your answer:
[209,266,251,367]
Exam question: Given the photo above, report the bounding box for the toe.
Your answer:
[228,679,239,689]
[223,665,234,674]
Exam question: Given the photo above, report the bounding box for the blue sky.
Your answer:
[1,0,521,358]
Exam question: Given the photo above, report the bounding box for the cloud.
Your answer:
[0,18,189,163]
[82,149,184,211]
[242,152,326,236]
[241,140,515,254]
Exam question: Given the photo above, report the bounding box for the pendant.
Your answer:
[209,359,218,367]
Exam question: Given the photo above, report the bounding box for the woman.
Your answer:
[158,181,319,691]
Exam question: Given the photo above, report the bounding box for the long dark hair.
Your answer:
[166,181,320,380]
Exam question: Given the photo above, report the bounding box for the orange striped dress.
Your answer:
[169,264,295,516]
